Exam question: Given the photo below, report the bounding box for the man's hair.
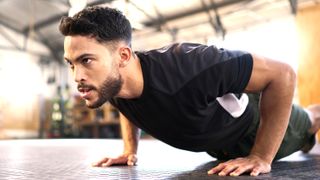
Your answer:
[59,6,132,45]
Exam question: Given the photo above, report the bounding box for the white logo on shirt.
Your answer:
[216,93,249,118]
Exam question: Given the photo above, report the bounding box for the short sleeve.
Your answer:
[182,46,254,98]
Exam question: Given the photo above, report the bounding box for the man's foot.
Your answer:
[306,104,320,134]
[301,135,316,153]
[301,104,320,153]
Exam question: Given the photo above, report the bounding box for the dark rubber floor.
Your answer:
[0,139,319,179]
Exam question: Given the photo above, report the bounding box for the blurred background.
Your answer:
[0,0,319,140]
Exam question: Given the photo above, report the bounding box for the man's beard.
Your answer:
[88,75,123,109]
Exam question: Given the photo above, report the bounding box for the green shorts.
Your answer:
[207,93,315,160]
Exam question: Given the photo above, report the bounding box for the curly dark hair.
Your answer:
[59,6,132,45]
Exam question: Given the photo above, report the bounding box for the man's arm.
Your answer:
[208,54,296,176]
[92,112,140,167]
[120,113,141,165]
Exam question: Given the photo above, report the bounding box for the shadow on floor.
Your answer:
[167,154,320,179]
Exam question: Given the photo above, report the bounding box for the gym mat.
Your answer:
[0,139,319,179]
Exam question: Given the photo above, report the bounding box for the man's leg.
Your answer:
[300,104,320,153]
[207,94,319,160]
[273,103,315,159]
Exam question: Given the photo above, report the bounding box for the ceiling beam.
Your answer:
[288,0,297,14]
[0,45,47,56]
[18,0,116,62]
[0,26,22,50]
[143,0,252,27]
[34,31,63,63]
[22,0,115,34]
[0,13,23,33]
[128,0,155,21]
[201,0,226,39]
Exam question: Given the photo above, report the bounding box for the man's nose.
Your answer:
[73,67,86,83]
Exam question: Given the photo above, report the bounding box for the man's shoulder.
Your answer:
[136,42,226,70]
[136,43,218,94]
[136,42,252,95]
[138,42,216,57]
[137,42,250,67]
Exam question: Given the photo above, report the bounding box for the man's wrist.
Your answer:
[249,151,273,164]
[123,149,137,155]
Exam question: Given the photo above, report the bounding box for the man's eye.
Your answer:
[65,61,74,70]
[82,58,92,64]
[66,61,73,66]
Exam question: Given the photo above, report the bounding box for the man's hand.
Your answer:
[207,155,271,176]
[92,153,138,167]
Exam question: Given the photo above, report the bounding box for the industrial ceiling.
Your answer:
[0,0,319,62]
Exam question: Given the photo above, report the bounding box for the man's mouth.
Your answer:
[78,85,94,99]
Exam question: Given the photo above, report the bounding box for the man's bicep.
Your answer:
[244,54,284,93]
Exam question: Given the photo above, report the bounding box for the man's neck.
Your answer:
[117,55,144,99]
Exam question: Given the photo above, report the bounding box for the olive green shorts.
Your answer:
[207,93,315,160]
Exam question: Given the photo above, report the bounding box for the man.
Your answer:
[59,6,320,176]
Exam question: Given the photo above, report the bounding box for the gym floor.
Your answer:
[0,139,319,179]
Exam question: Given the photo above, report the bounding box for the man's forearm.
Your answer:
[208,55,297,176]
[250,65,296,163]
[119,113,140,154]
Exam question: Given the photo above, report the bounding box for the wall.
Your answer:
[0,50,44,138]
[296,5,320,107]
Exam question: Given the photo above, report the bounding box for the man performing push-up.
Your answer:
[59,6,320,176]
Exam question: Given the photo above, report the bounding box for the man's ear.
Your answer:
[119,47,132,68]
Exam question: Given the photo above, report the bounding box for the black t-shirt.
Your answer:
[109,43,254,152]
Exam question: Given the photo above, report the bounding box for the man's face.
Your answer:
[64,35,123,108]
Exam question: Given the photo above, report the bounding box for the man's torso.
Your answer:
[110,43,254,151]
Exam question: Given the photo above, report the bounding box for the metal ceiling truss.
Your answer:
[0,13,23,33]
[1,0,115,62]
[22,0,115,34]
[0,0,307,61]
[0,44,47,56]
[143,0,252,27]
[153,4,180,41]
[127,0,179,41]
[0,25,22,50]
[18,0,115,62]
[127,0,155,25]
[201,0,226,39]
[289,0,298,14]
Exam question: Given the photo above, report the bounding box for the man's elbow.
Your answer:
[279,63,296,89]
